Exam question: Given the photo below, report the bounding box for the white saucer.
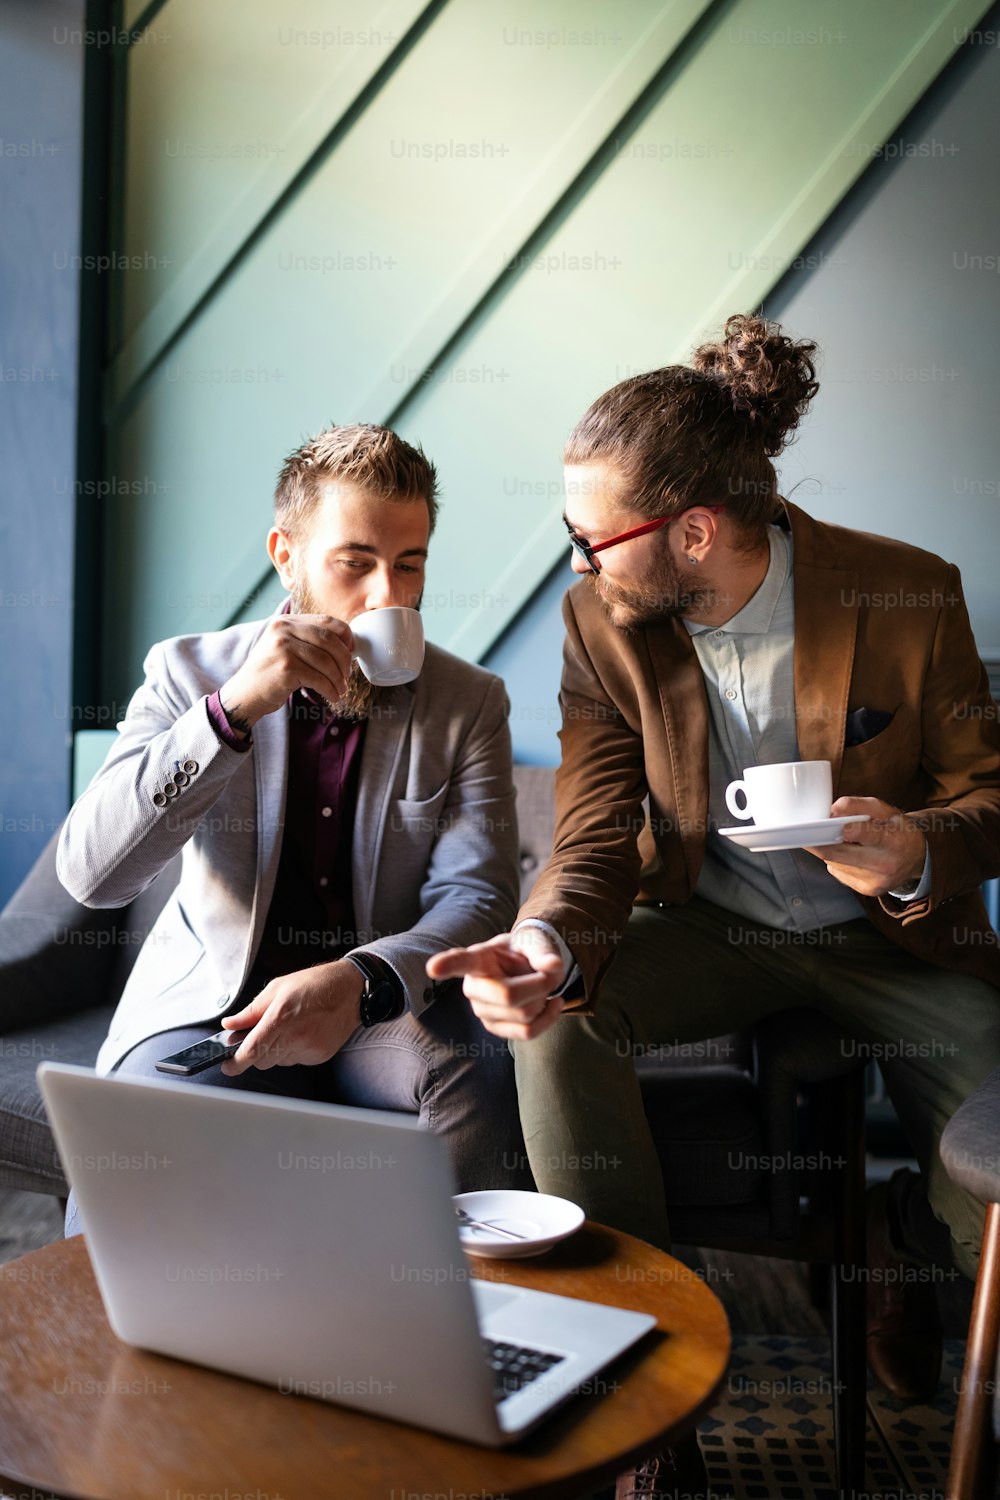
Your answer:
[718,813,871,853]
[454,1190,585,1259]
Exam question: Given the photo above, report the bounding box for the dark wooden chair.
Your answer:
[941,1063,1000,1500]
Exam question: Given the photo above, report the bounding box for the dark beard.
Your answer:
[589,551,719,632]
[288,580,387,722]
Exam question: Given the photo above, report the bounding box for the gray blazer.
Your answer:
[56,606,519,1075]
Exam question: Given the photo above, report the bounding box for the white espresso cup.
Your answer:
[348,607,425,686]
[724,760,833,828]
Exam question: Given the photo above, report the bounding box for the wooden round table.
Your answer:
[0,1225,730,1500]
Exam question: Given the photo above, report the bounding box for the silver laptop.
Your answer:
[38,1062,655,1446]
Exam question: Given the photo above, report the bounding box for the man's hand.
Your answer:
[217,613,354,735]
[804,795,927,898]
[426,929,568,1041]
[218,960,365,1073]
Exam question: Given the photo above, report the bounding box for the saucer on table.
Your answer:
[454,1190,585,1259]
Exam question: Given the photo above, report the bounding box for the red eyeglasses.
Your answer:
[564,506,727,574]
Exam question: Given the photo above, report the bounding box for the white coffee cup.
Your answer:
[348,607,425,686]
[724,760,833,828]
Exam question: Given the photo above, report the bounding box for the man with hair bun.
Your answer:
[431,315,1000,1483]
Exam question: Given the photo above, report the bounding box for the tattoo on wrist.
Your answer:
[220,694,252,738]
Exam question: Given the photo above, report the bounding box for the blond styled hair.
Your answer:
[275,423,439,536]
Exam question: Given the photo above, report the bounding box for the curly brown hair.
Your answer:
[564,313,819,544]
[275,423,439,538]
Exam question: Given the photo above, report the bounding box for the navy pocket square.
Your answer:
[844,707,894,748]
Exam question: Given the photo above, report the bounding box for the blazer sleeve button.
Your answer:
[163,782,179,798]
[173,771,190,787]
[181,759,198,774]
[152,791,167,807]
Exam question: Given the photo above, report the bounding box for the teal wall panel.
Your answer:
[340,0,995,665]
[486,18,1000,761]
[101,0,991,701]
[102,0,709,693]
[113,0,431,389]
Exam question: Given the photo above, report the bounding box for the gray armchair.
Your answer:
[940,1064,1000,1499]
[0,832,180,1195]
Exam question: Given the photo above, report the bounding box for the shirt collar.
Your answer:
[684,524,791,637]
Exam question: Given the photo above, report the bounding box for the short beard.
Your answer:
[330,664,384,723]
[590,550,719,633]
[288,579,387,722]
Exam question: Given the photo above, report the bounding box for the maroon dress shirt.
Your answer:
[205,604,365,990]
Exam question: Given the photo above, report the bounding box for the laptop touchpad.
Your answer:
[472,1282,525,1320]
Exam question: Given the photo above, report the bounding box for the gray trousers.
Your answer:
[64,988,531,1238]
[512,896,1000,1281]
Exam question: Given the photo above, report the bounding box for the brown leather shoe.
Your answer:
[866,1181,942,1400]
[614,1435,710,1499]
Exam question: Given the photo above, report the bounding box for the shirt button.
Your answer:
[321,806,333,818]
[328,726,339,738]
[725,688,738,701]
[714,630,724,639]
[791,897,803,908]
[319,876,329,888]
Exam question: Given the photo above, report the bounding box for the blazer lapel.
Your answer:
[245,694,290,971]
[234,603,291,990]
[786,503,859,788]
[352,684,415,938]
[642,620,710,890]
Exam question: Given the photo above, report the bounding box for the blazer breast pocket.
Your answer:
[387,783,451,840]
[844,706,896,748]
[839,705,913,795]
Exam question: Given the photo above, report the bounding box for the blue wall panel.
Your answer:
[0,0,84,905]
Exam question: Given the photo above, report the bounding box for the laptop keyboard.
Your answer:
[483,1337,566,1403]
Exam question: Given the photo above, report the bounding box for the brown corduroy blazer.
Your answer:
[518,501,1000,1008]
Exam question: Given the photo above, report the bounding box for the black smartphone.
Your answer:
[154,1029,248,1076]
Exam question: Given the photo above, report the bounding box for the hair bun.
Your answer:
[692,312,819,456]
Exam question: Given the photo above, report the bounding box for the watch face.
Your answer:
[361,979,400,1027]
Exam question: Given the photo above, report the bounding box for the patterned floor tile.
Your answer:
[697,1335,960,1499]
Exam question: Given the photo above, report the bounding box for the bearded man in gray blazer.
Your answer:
[57,423,528,1236]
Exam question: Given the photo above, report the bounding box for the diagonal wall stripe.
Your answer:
[107,0,446,418]
[216,0,725,630]
[99,0,993,701]
[123,0,171,41]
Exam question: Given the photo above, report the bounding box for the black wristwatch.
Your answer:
[346,952,406,1027]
